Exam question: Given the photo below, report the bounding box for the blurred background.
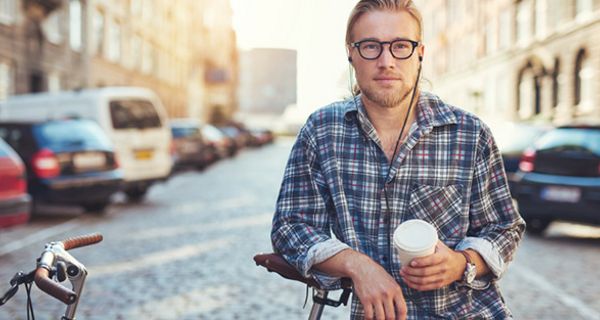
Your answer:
[0,1,599,319]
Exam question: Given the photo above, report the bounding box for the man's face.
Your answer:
[349,10,424,109]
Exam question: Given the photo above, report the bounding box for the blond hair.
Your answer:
[345,0,423,45]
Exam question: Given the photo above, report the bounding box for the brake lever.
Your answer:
[0,271,35,306]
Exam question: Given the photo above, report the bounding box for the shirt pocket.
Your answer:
[407,184,467,245]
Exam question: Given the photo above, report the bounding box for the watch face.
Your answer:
[465,264,476,283]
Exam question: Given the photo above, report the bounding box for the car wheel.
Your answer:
[82,202,109,214]
[525,217,551,235]
[125,187,148,202]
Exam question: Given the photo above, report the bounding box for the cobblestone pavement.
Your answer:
[1,138,599,320]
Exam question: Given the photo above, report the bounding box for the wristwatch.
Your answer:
[458,250,476,285]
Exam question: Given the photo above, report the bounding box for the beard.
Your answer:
[360,81,413,109]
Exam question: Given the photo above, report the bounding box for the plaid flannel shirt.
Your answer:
[271,92,525,319]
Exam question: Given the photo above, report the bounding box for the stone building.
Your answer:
[0,0,238,123]
[415,0,600,125]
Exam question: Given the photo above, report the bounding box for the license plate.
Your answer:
[73,152,106,169]
[135,149,154,160]
[540,186,581,203]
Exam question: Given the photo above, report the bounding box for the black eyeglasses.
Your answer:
[351,39,420,60]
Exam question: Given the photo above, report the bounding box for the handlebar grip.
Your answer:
[34,268,77,305]
[61,233,103,250]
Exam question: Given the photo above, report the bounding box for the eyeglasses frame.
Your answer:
[350,39,420,60]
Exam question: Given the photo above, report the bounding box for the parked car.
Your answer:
[202,124,236,158]
[0,138,31,228]
[170,119,217,170]
[0,87,172,201]
[490,121,551,196]
[219,126,248,151]
[248,128,275,146]
[513,125,600,234]
[0,119,123,214]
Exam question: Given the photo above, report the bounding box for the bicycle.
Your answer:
[254,252,352,320]
[0,233,103,320]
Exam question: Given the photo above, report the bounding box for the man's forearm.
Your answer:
[313,248,367,278]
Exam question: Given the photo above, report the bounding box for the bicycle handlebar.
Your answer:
[33,233,103,305]
[34,268,77,305]
[61,233,103,250]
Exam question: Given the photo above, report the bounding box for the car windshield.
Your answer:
[536,128,600,156]
[33,120,113,149]
[0,139,13,157]
[171,126,200,138]
[202,125,224,140]
[110,100,162,129]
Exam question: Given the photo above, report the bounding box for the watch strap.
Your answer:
[458,250,472,265]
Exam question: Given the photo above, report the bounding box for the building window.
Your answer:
[552,57,560,109]
[574,48,594,111]
[142,42,152,74]
[516,0,533,46]
[42,11,64,45]
[576,0,594,19]
[499,8,511,49]
[48,72,61,93]
[0,0,16,25]
[69,0,82,51]
[131,35,142,70]
[484,21,497,56]
[107,19,121,62]
[92,9,105,56]
[0,62,12,100]
[130,0,142,17]
[518,63,542,119]
[535,0,548,38]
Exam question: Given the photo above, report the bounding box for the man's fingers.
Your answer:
[410,253,445,267]
[394,295,408,320]
[383,298,396,320]
[364,303,374,320]
[374,302,386,320]
[401,264,444,277]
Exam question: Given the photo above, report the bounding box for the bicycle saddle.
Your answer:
[254,253,352,290]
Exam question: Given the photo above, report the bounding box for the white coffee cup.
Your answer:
[393,219,439,266]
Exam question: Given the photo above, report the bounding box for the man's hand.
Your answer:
[399,241,465,291]
[314,249,407,320]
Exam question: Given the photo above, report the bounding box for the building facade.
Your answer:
[416,0,600,125]
[0,0,238,123]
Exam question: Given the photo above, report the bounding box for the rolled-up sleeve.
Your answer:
[459,125,526,287]
[271,121,348,285]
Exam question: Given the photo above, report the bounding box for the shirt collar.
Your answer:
[343,91,457,129]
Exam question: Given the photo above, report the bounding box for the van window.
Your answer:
[110,100,162,129]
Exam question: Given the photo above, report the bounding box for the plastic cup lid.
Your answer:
[393,219,438,252]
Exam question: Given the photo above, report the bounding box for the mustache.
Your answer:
[373,73,402,80]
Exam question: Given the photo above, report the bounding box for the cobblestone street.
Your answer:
[1,138,599,320]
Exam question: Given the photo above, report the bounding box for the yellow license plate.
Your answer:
[135,150,154,160]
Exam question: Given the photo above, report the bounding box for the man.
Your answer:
[271,0,525,319]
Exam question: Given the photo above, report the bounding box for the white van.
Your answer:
[0,87,173,201]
